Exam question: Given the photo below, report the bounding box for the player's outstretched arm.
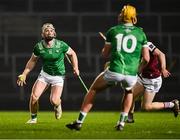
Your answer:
[17,54,38,86]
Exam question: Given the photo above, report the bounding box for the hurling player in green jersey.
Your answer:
[66,5,149,131]
[17,23,79,124]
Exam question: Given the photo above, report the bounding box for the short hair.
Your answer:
[41,23,56,38]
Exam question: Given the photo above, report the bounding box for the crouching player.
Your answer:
[127,42,180,123]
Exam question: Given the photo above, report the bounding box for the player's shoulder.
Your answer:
[107,24,122,34]
[54,38,65,44]
[132,26,147,36]
[111,24,124,30]
[34,40,43,50]
[55,39,69,48]
[134,26,145,32]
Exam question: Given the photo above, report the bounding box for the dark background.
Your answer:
[0,0,180,111]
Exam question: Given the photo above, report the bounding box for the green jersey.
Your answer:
[106,23,147,75]
[33,39,69,76]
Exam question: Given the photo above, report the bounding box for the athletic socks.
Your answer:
[31,113,37,120]
[118,112,128,126]
[164,102,174,108]
[76,111,87,123]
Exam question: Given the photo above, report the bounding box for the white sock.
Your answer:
[164,102,174,108]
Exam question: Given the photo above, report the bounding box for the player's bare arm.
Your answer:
[138,47,150,73]
[153,48,171,78]
[17,54,38,86]
[66,48,79,76]
[102,44,111,58]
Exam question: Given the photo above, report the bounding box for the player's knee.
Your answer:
[50,97,61,106]
[142,104,152,111]
[125,89,132,94]
[31,94,39,103]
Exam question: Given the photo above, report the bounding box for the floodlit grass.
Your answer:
[0,111,179,139]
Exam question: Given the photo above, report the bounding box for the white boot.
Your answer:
[54,104,62,120]
[26,118,37,124]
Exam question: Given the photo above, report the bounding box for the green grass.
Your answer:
[0,111,179,139]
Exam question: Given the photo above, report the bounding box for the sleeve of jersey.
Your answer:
[62,41,70,53]
[33,44,40,57]
[147,42,156,52]
[105,28,113,45]
[142,31,148,45]
[142,42,156,52]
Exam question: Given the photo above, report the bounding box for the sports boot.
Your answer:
[126,113,135,123]
[172,99,179,117]
[115,123,124,131]
[66,121,82,131]
[54,104,62,120]
[26,118,37,124]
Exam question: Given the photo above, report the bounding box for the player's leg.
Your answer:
[142,91,179,117]
[50,85,63,120]
[27,80,48,124]
[66,72,110,130]
[127,82,144,123]
[141,76,178,113]
[116,89,133,131]
[80,72,110,112]
[141,91,156,110]
[48,75,64,119]
[141,76,162,110]
[115,75,137,131]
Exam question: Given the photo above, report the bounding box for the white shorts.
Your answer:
[103,69,137,90]
[37,70,64,87]
[138,75,162,93]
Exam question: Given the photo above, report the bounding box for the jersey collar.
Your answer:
[124,23,133,26]
[42,39,55,48]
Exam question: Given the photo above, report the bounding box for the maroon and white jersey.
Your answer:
[141,42,161,79]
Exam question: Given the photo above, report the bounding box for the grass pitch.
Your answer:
[0,111,179,139]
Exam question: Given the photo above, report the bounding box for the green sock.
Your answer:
[77,111,87,123]
[31,113,37,119]
[119,113,128,122]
